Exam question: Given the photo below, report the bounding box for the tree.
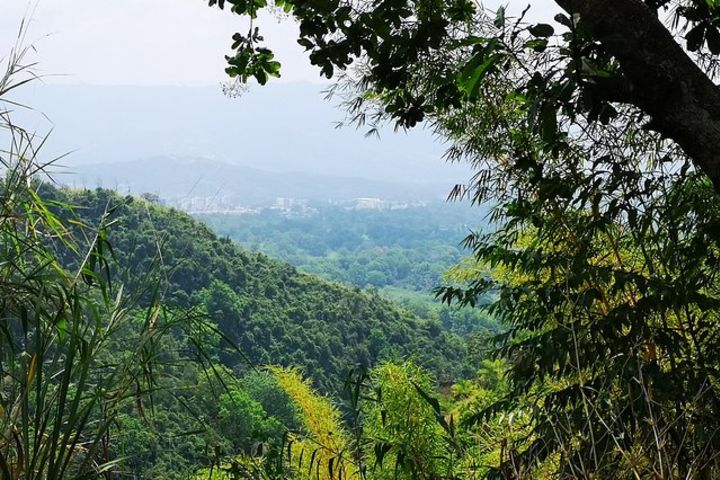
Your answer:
[217,386,284,452]
[208,1,720,477]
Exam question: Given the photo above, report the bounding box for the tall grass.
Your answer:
[0,31,221,480]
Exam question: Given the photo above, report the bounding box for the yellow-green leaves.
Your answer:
[271,367,356,480]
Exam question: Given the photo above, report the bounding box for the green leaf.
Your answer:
[540,103,558,143]
[56,318,69,342]
[707,25,720,53]
[458,49,503,100]
[529,23,554,38]
[554,13,572,28]
[374,442,392,467]
[525,38,548,52]
[686,24,706,51]
[494,6,506,29]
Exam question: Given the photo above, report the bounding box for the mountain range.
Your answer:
[55,155,454,206]
[12,83,472,186]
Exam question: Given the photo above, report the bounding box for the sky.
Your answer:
[0,1,559,187]
[1,0,560,87]
[0,0,320,86]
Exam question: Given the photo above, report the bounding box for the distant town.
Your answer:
[162,195,432,216]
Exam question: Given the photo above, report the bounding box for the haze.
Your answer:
[1,0,559,195]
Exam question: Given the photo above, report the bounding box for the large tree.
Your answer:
[211,1,720,477]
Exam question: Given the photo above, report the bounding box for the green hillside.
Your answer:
[197,203,499,337]
[43,185,471,390]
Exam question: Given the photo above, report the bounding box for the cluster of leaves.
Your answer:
[209,0,290,84]
[677,0,720,54]
[431,13,720,480]
[211,0,720,160]
[211,0,480,127]
[203,360,539,480]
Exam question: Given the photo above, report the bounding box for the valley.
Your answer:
[3,1,719,477]
[31,184,479,478]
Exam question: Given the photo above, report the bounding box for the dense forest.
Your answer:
[198,204,498,336]
[1,182,475,479]
[198,203,477,291]
[46,186,473,389]
[80,186,491,477]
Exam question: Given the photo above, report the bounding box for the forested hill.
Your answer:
[42,185,470,390]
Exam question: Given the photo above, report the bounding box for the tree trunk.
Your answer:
[555,0,720,191]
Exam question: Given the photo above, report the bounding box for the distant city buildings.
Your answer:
[170,195,262,214]
[345,198,428,210]
[134,193,430,216]
[351,197,385,210]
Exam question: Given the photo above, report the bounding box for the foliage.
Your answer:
[0,40,220,480]
[216,384,284,452]
[197,203,476,292]
[428,19,720,473]
[44,186,473,390]
[0,183,475,478]
[272,367,355,480]
[239,370,300,430]
[362,363,451,480]
[209,0,720,477]
[197,204,498,336]
[205,361,541,480]
[210,0,720,187]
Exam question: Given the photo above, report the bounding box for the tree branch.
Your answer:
[556,0,720,191]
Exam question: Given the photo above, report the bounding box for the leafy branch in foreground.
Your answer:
[431,19,720,477]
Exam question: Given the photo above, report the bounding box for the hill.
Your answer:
[12,83,471,184]
[42,185,471,391]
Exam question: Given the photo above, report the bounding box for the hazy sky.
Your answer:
[1,0,559,86]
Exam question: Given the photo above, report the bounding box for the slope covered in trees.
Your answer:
[0,182,476,479]
[42,185,472,390]
[197,203,499,337]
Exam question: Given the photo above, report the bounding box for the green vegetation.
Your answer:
[210,0,720,477]
[213,0,720,193]
[197,204,498,337]
[1,49,471,475]
[0,48,225,479]
[198,360,525,480]
[197,204,475,291]
[9,0,720,477]
[0,176,474,478]
[44,187,472,390]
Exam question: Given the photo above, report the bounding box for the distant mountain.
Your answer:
[11,83,472,184]
[55,156,453,206]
